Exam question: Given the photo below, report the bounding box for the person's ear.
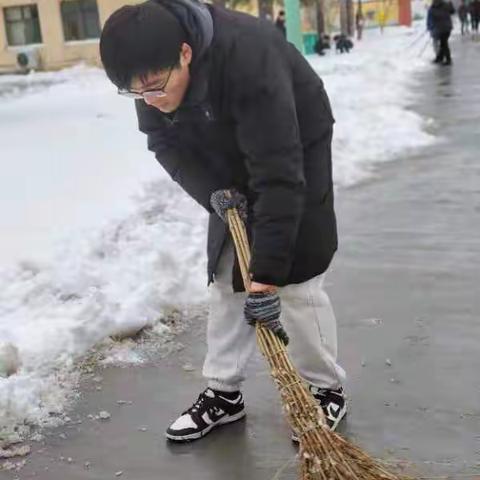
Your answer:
[180,43,193,67]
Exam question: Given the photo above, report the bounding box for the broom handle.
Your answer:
[225,206,328,411]
[226,208,251,291]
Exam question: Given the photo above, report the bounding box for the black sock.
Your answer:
[212,389,239,399]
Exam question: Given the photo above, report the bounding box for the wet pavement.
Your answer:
[1,37,479,480]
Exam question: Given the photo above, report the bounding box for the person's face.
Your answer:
[130,43,193,113]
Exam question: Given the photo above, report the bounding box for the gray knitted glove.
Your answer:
[210,188,247,223]
[244,292,289,345]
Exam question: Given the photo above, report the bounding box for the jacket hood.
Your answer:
[154,0,213,63]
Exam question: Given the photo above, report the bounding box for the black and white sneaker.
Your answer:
[291,386,347,442]
[166,388,246,442]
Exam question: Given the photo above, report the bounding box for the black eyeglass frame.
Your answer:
[118,66,174,100]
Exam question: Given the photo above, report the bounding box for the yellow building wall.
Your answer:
[361,0,400,27]
[321,0,400,32]
[0,0,142,72]
[0,0,278,72]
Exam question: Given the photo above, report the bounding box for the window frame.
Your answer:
[3,4,43,47]
[60,0,101,43]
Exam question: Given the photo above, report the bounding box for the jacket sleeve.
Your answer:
[427,8,433,30]
[135,100,221,212]
[228,31,307,286]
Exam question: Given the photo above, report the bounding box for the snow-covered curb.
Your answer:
[310,24,435,186]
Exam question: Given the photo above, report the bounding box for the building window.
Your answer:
[3,5,42,46]
[60,0,101,42]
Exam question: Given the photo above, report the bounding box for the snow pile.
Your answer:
[0,25,435,433]
[0,65,164,268]
[0,181,206,431]
[309,24,435,186]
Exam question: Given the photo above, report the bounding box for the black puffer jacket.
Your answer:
[428,0,455,36]
[136,1,337,291]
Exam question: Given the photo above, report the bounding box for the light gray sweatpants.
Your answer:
[203,242,346,393]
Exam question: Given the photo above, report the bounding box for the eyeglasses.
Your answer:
[118,66,174,100]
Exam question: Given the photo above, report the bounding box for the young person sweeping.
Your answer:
[100,0,346,442]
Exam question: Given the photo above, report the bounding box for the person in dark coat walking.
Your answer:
[355,8,365,40]
[275,9,287,37]
[100,0,346,443]
[458,0,470,35]
[427,0,455,65]
[471,0,480,33]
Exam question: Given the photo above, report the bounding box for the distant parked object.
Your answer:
[314,35,332,56]
[334,34,354,53]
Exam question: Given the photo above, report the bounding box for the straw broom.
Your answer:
[225,203,412,480]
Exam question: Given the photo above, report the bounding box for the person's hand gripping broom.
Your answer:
[211,188,413,480]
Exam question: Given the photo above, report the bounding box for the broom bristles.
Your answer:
[257,325,412,480]
[226,205,414,480]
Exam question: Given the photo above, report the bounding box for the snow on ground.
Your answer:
[0,24,436,435]
[309,25,435,185]
[0,65,162,267]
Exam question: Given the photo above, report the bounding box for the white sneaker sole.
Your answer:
[291,404,347,443]
[165,410,246,442]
